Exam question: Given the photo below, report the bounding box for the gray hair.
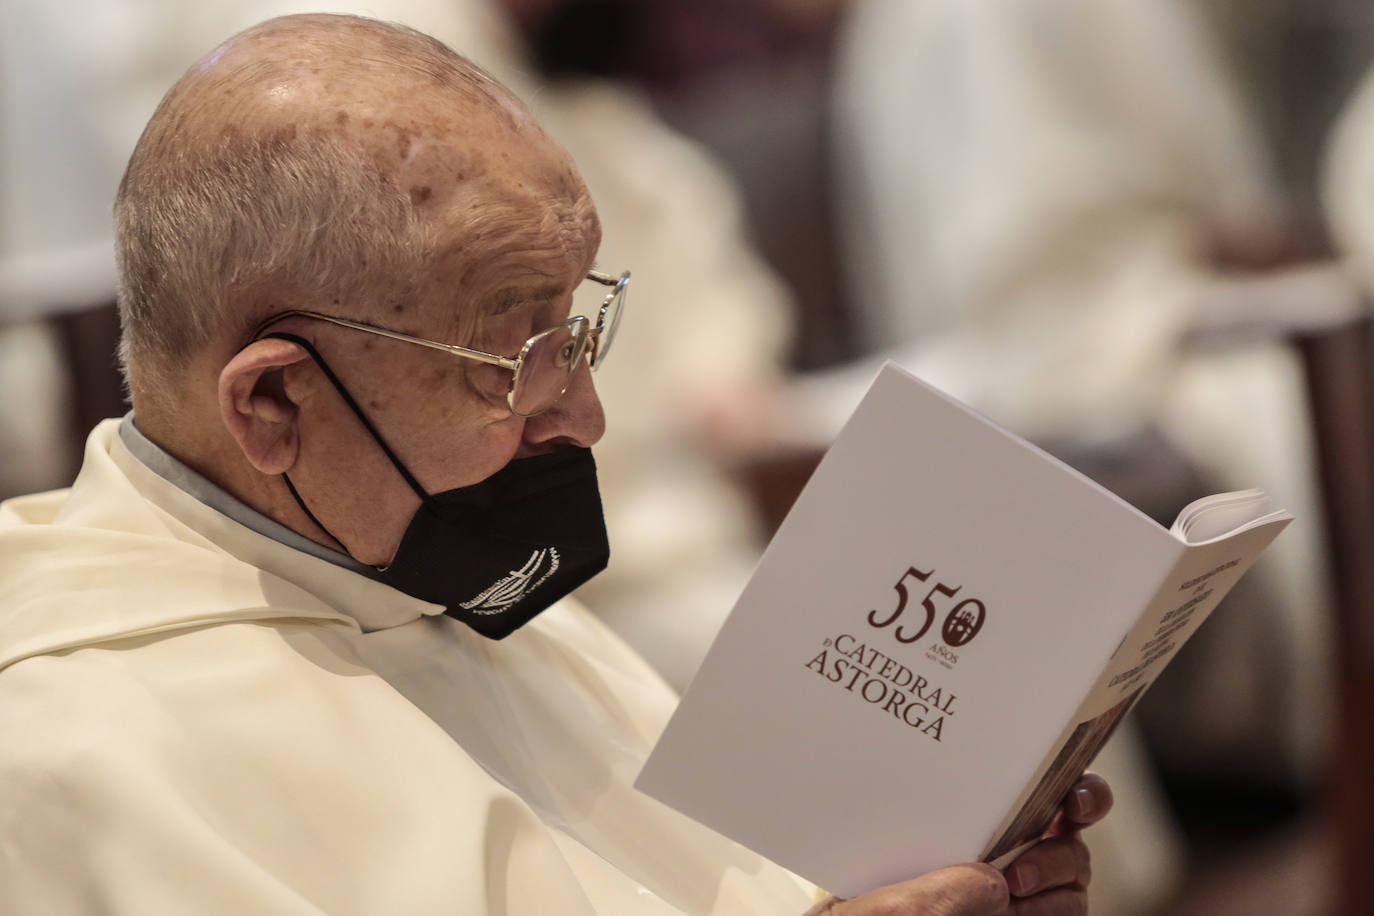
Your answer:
[115,131,423,406]
[113,14,516,414]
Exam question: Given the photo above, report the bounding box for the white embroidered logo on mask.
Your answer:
[460,547,561,614]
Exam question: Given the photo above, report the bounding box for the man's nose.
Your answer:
[520,361,605,451]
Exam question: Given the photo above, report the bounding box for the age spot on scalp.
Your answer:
[335,110,350,125]
[451,154,485,183]
[409,185,433,205]
[394,126,414,161]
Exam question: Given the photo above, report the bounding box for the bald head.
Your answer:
[115,14,568,427]
[143,14,525,172]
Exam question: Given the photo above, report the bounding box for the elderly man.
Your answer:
[0,14,1107,914]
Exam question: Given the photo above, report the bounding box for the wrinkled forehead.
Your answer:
[379,99,600,307]
[364,110,600,350]
[421,148,602,349]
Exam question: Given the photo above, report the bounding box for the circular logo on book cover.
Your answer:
[941,600,985,647]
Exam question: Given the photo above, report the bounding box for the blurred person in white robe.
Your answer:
[1322,52,1374,294]
[817,0,1334,775]
[0,2,92,497]
[781,0,1347,910]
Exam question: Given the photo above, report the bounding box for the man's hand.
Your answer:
[803,773,1113,915]
[998,772,1112,915]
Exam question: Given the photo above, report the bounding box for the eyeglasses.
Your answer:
[254,269,629,417]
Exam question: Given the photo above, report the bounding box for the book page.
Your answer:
[1170,489,1291,544]
[981,515,1290,864]
[635,363,1190,898]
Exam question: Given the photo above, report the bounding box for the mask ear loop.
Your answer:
[258,331,435,563]
[261,331,432,501]
[279,472,348,552]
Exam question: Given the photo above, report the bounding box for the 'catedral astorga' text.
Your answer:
[804,633,955,741]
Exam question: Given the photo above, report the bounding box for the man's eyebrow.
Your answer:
[485,284,563,316]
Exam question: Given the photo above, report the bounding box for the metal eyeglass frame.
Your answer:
[252,269,629,417]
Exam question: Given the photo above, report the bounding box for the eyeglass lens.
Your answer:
[592,280,627,368]
[512,272,627,415]
[510,322,589,416]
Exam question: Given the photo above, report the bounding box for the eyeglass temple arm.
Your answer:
[262,310,521,370]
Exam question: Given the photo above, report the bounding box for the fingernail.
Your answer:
[1073,786,1095,819]
[1010,862,1039,895]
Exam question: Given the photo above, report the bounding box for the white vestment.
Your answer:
[0,420,812,915]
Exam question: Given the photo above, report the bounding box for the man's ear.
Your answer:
[218,337,313,475]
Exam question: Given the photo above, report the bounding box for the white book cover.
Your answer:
[634,362,1290,898]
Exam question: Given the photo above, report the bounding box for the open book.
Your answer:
[635,362,1290,899]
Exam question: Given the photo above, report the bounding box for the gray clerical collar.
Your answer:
[117,413,376,577]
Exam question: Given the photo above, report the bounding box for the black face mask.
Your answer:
[266,333,611,640]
